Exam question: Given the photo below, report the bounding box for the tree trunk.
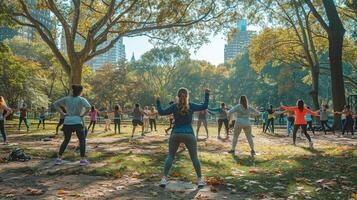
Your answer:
[70,62,83,85]
[310,68,320,110]
[323,0,346,130]
[329,31,346,129]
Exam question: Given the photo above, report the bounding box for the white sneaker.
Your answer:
[159,177,168,188]
[197,177,206,188]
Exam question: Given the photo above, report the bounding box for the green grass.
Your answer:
[1,122,356,199]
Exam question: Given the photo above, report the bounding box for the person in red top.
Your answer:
[281,99,318,148]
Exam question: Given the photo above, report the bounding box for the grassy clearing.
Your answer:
[1,123,356,199]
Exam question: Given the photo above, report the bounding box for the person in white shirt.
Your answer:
[227,95,260,157]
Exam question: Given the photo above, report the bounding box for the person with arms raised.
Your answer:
[156,88,210,188]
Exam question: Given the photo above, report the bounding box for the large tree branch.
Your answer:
[304,0,330,32]
[17,0,71,75]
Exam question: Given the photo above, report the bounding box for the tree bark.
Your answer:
[323,0,346,129]
[70,61,83,85]
[310,68,320,110]
[328,30,346,129]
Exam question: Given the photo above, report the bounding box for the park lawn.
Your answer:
[1,122,356,199]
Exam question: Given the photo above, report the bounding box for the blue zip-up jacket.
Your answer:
[157,92,209,134]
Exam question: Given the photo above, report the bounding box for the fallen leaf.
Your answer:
[58,189,66,195]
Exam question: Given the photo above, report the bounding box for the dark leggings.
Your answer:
[218,119,229,137]
[87,121,96,132]
[342,117,354,135]
[265,118,274,133]
[150,119,157,131]
[59,125,86,157]
[293,124,311,144]
[0,120,6,142]
[164,133,201,177]
[320,120,332,134]
[38,118,45,129]
[19,117,29,129]
[307,121,315,135]
[114,119,121,134]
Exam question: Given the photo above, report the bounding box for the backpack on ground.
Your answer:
[7,148,31,162]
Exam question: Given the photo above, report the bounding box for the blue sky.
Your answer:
[123,25,259,66]
[123,34,225,66]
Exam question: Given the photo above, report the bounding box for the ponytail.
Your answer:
[177,88,189,115]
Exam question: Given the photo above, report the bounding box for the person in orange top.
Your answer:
[281,99,318,148]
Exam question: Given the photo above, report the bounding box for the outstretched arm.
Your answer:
[281,105,295,111]
[306,108,319,116]
[156,97,174,116]
[190,89,210,112]
[249,106,261,116]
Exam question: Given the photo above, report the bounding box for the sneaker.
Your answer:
[251,150,256,157]
[55,158,63,165]
[197,177,205,188]
[79,159,90,166]
[228,150,235,154]
[159,177,168,188]
[309,142,314,149]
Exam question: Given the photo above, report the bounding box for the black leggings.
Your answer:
[150,119,157,131]
[19,117,29,129]
[87,121,96,132]
[293,124,311,144]
[59,124,86,157]
[114,119,121,134]
[38,118,45,129]
[0,120,6,142]
[320,120,332,134]
[218,119,229,136]
[342,117,354,135]
[265,118,274,133]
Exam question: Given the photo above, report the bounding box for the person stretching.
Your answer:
[196,109,209,139]
[0,96,12,145]
[37,107,46,129]
[264,105,276,134]
[335,105,354,136]
[209,103,229,139]
[18,104,30,132]
[227,96,260,156]
[281,100,318,148]
[131,104,145,138]
[157,88,209,188]
[149,106,158,132]
[87,106,99,133]
[318,105,333,134]
[114,105,122,134]
[53,84,91,166]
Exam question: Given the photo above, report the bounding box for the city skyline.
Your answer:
[124,23,259,66]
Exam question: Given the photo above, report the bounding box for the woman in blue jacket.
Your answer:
[156,88,209,188]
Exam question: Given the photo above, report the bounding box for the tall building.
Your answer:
[0,0,54,41]
[224,19,256,62]
[60,31,126,70]
[87,38,126,70]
